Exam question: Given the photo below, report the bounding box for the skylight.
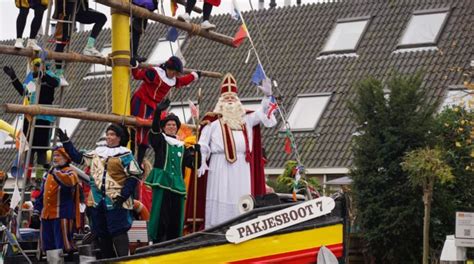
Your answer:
[440,89,473,110]
[85,46,112,79]
[148,37,185,65]
[286,94,332,131]
[169,104,192,124]
[321,16,370,54]
[399,8,449,47]
[241,98,262,112]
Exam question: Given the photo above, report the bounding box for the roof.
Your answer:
[0,0,472,173]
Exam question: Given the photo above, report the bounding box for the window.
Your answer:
[54,117,82,138]
[398,9,449,48]
[147,37,185,65]
[321,16,370,54]
[441,89,473,110]
[285,94,331,131]
[84,46,112,79]
[169,104,192,124]
[241,98,261,111]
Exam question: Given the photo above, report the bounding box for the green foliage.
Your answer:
[349,72,440,263]
[272,160,320,194]
[402,147,454,188]
[429,106,474,256]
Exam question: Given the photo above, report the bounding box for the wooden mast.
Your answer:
[111,1,131,116]
[96,0,236,47]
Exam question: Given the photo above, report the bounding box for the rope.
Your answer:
[190,24,200,35]
[239,2,309,197]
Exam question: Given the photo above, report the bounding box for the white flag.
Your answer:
[17,132,29,152]
[10,183,21,209]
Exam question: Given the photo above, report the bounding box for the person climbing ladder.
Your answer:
[178,0,221,30]
[53,0,107,86]
[130,0,158,63]
[130,56,200,165]
[14,0,49,50]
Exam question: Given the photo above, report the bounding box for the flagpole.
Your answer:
[236,6,267,78]
[192,88,202,233]
[235,1,306,192]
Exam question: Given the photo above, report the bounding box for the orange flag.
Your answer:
[170,0,178,16]
[233,24,248,47]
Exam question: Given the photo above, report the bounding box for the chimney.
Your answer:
[297,0,301,5]
[258,0,264,10]
[269,0,276,8]
[284,0,291,6]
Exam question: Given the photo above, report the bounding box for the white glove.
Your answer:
[198,163,209,178]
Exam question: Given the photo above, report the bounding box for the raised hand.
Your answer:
[3,66,17,80]
[157,98,171,111]
[56,129,69,142]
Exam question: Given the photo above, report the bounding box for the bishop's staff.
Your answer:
[191,88,202,233]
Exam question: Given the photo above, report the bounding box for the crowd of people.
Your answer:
[1,56,276,260]
[3,0,278,260]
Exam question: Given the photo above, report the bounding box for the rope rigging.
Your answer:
[238,0,311,198]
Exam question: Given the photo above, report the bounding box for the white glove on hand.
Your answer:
[198,163,209,178]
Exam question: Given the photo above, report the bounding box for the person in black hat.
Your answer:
[56,124,142,259]
[130,56,201,166]
[3,59,60,176]
[144,98,199,243]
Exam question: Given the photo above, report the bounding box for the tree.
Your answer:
[349,72,440,262]
[401,147,454,264]
[429,105,474,259]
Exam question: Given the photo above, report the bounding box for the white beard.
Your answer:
[214,97,246,130]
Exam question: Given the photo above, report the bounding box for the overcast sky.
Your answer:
[0,0,319,41]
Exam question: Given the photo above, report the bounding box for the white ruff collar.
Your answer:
[163,133,184,146]
[156,67,176,86]
[94,145,130,158]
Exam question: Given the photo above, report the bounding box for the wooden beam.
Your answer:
[176,0,202,13]
[3,104,146,127]
[0,44,222,78]
[3,104,198,129]
[96,0,236,48]
[184,68,222,79]
[0,44,109,65]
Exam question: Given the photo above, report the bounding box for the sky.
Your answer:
[0,0,320,41]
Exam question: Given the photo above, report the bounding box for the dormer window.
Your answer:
[320,16,371,55]
[398,8,449,48]
[284,93,332,132]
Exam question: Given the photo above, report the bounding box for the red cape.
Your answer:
[184,112,266,233]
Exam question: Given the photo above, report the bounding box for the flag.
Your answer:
[266,96,279,118]
[17,132,29,152]
[11,153,24,178]
[170,0,178,16]
[166,27,179,42]
[251,63,265,85]
[258,77,272,96]
[284,136,292,154]
[231,0,241,21]
[188,100,199,119]
[232,24,248,47]
[10,183,21,209]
